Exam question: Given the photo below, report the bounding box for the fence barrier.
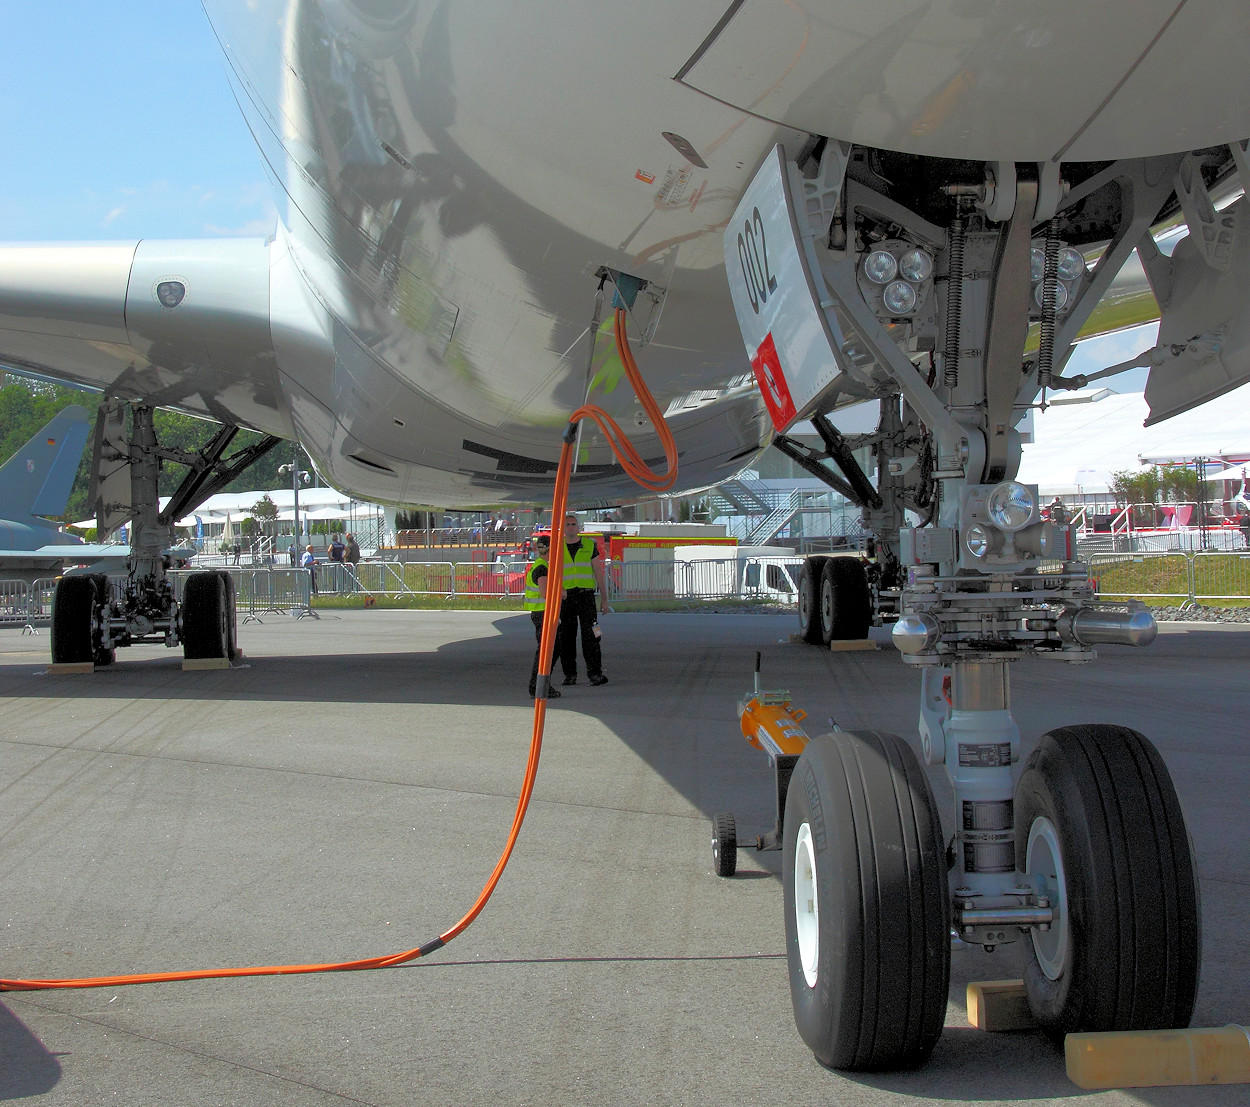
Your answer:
[1087,550,1250,606]
[7,551,1245,627]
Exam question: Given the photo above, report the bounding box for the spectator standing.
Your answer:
[301,544,318,595]
[344,532,361,591]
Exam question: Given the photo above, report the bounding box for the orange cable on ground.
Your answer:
[0,307,675,993]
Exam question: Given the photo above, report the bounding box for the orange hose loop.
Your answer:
[0,309,676,993]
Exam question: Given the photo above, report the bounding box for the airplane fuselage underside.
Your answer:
[4,1,1246,509]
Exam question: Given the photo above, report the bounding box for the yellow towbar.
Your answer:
[713,653,812,877]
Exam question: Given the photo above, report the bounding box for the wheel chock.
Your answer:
[966,980,1037,1032]
[829,639,877,651]
[1065,1025,1250,1089]
[48,662,96,674]
[182,657,232,671]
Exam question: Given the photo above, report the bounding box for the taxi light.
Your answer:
[864,250,897,284]
[883,279,917,315]
[986,481,1036,531]
[1057,247,1086,281]
[898,248,933,283]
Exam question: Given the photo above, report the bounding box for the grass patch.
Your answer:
[1090,552,1250,606]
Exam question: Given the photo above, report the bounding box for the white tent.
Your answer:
[1016,383,1250,496]
[1202,464,1249,482]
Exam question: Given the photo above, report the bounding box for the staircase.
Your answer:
[747,490,803,544]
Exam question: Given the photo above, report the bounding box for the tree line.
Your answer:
[0,378,296,523]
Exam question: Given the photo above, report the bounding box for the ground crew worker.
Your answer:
[558,513,609,686]
[525,535,562,699]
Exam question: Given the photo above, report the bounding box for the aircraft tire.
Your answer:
[216,570,239,659]
[182,571,230,660]
[51,574,104,665]
[712,812,737,878]
[797,560,823,644]
[819,557,871,642]
[1014,724,1200,1040]
[783,731,949,1070]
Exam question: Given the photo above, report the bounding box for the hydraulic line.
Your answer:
[0,306,675,994]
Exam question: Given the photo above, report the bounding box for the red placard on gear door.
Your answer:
[751,332,798,429]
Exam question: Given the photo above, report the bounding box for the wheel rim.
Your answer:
[819,576,833,634]
[794,821,819,988]
[1026,815,1069,981]
[799,575,813,629]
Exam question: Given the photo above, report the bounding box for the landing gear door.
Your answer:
[724,145,843,433]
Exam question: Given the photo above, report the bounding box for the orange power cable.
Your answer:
[0,306,675,992]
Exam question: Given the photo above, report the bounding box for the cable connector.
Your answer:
[562,420,580,445]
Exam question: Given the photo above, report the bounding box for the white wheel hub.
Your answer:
[794,821,820,988]
[1026,815,1069,981]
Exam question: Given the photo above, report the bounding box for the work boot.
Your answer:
[562,674,577,686]
[589,674,609,686]
[529,685,561,699]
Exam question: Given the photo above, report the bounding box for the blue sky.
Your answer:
[0,2,274,241]
[0,2,1152,388]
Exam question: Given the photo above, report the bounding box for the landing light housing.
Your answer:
[986,481,1036,532]
[857,240,935,320]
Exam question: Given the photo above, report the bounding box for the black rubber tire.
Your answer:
[216,570,239,659]
[783,731,949,1070]
[797,559,823,644]
[712,812,738,878]
[1014,724,1200,1040]
[182,571,229,659]
[51,574,102,664]
[819,558,871,642]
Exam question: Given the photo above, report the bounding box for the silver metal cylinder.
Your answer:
[957,906,1055,927]
[1058,607,1158,647]
[951,661,1009,711]
[892,612,941,654]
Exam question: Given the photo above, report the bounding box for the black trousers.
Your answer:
[559,590,602,679]
[529,610,560,693]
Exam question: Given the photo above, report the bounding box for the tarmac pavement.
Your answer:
[0,609,1247,1106]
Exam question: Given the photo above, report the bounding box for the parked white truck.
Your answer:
[671,545,805,603]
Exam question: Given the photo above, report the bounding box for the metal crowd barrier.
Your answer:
[1087,549,1250,606]
[169,567,314,617]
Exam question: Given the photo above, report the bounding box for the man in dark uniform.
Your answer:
[524,535,562,699]
[558,513,609,686]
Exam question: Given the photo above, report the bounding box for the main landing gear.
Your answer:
[49,399,278,667]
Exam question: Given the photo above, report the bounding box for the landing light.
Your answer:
[883,280,917,315]
[986,481,1036,531]
[1033,281,1069,312]
[1057,247,1086,281]
[898,248,933,283]
[864,250,898,284]
[965,523,992,559]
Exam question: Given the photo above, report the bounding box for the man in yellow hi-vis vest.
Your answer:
[558,513,609,686]
[525,535,562,698]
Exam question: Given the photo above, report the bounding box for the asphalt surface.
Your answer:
[1,609,1247,1106]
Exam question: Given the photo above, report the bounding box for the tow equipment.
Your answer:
[712,653,809,878]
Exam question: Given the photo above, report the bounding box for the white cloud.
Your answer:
[102,206,125,226]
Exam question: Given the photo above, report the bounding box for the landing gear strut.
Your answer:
[49,399,279,666]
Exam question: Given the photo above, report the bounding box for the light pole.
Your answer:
[278,444,311,560]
